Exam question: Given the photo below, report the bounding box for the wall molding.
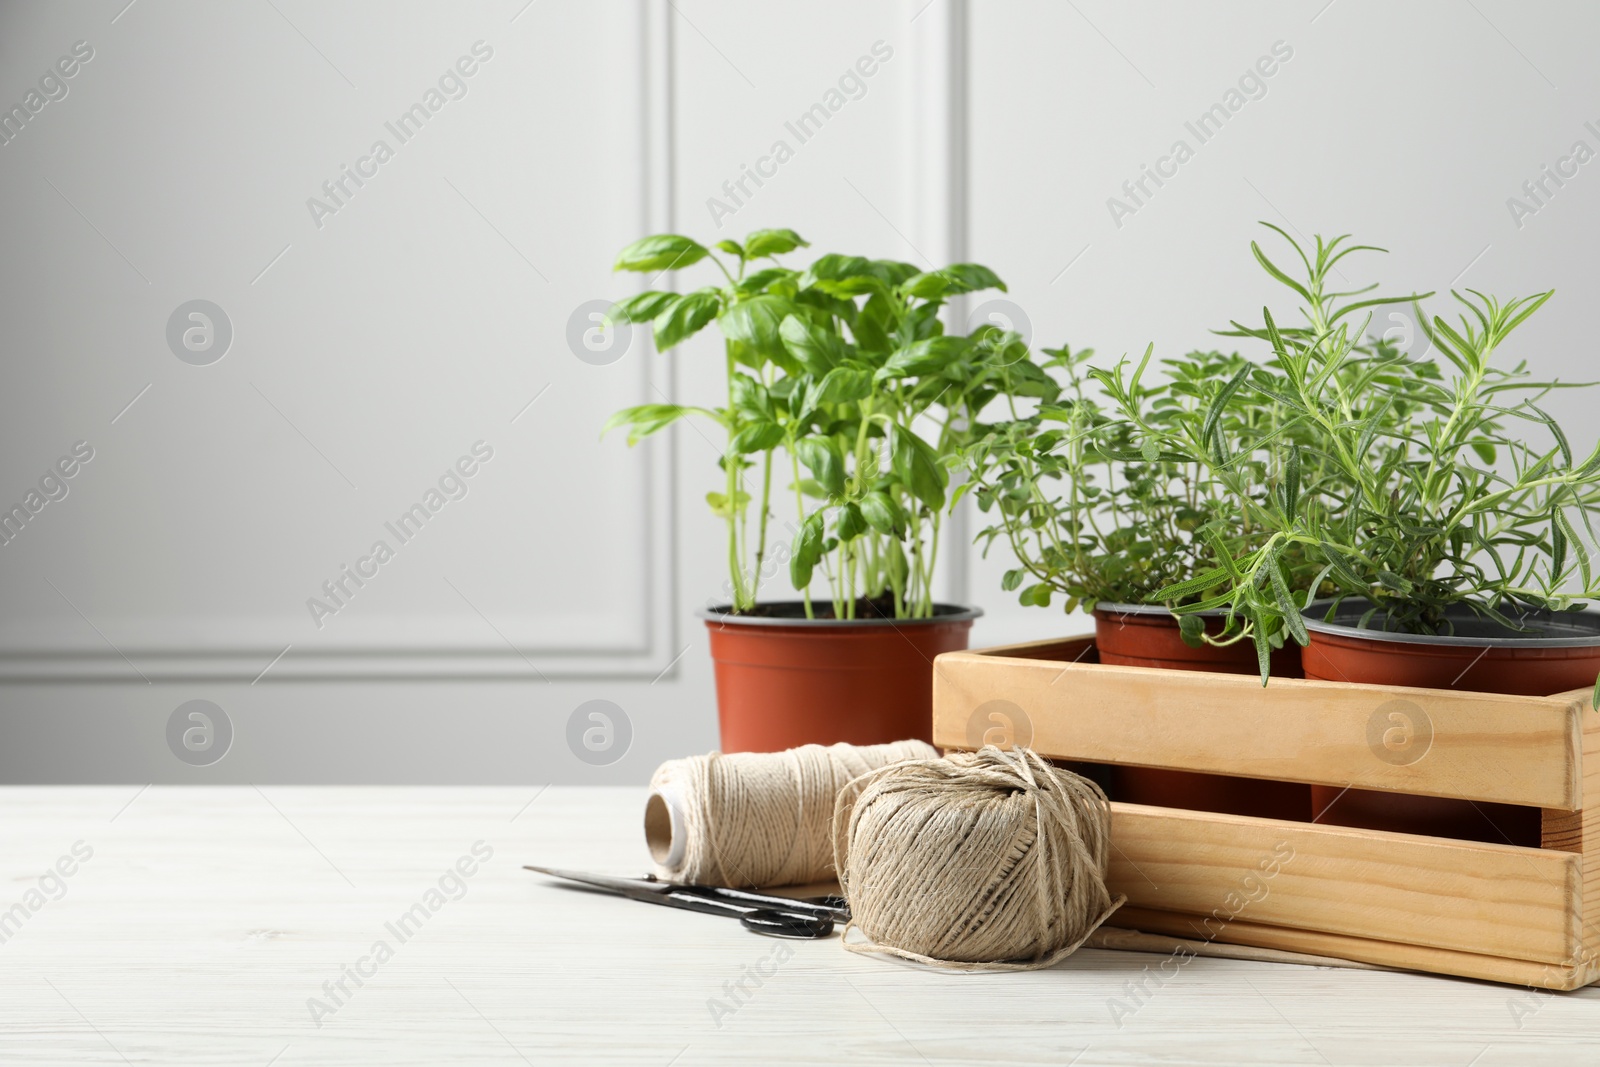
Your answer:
[0,0,976,682]
[911,0,971,607]
[0,0,680,684]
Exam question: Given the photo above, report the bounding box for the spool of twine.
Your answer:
[833,746,1124,970]
[645,740,938,888]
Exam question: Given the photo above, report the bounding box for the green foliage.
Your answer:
[964,224,1455,675]
[1152,225,1600,680]
[604,229,1042,618]
[964,344,1302,631]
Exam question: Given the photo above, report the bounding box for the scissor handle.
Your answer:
[665,883,857,927]
[739,908,834,939]
[678,884,849,922]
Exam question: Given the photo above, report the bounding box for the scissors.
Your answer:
[524,865,849,939]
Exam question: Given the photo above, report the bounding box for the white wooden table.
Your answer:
[2,786,1595,1065]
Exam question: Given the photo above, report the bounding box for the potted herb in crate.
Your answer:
[605,229,1052,751]
[969,230,1429,675]
[964,228,1429,818]
[1173,233,1600,844]
[1087,228,1431,671]
[965,342,1321,817]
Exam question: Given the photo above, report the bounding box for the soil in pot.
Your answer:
[702,598,981,753]
[1093,604,1309,821]
[1302,600,1600,848]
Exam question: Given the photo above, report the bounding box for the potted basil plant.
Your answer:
[605,229,1052,751]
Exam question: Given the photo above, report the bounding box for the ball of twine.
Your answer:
[833,746,1124,970]
[647,740,938,888]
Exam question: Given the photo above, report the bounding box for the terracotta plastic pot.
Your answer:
[1093,602,1304,679]
[1302,600,1600,847]
[1300,601,1600,693]
[1308,785,1541,846]
[701,602,981,753]
[1093,603,1309,821]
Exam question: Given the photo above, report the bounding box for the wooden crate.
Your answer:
[931,636,1600,990]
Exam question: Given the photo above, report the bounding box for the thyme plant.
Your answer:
[965,345,1282,619]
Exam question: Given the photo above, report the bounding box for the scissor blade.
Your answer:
[523,865,669,901]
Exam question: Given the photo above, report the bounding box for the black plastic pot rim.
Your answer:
[1300,598,1600,648]
[699,602,983,628]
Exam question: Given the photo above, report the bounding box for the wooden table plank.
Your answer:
[0,786,1596,1065]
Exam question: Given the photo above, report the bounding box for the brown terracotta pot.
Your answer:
[1302,600,1600,847]
[1308,785,1541,845]
[701,602,980,753]
[1093,602,1304,679]
[1093,603,1309,821]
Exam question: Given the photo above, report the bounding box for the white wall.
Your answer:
[1,0,1595,783]
[964,0,1600,642]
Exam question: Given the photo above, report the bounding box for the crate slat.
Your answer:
[933,641,1582,808]
[932,641,1600,988]
[1114,906,1588,991]
[1574,689,1600,985]
[1108,803,1581,966]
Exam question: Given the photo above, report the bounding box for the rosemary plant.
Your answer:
[966,225,1433,665]
[1151,228,1600,681]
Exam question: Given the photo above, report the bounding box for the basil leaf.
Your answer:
[859,491,905,535]
[652,289,721,351]
[802,366,872,418]
[730,421,784,454]
[743,228,809,258]
[799,254,884,297]
[600,403,715,446]
[795,436,846,497]
[609,291,678,324]
[718,295,796,364]
[730,374,771,419]
[614,234,709,273]
[778,314,845,375]
[892,425,947,510]
[790,510,826,590]
[836,503,868,541]
[901,264,1007,300]
[875,336,970,382]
